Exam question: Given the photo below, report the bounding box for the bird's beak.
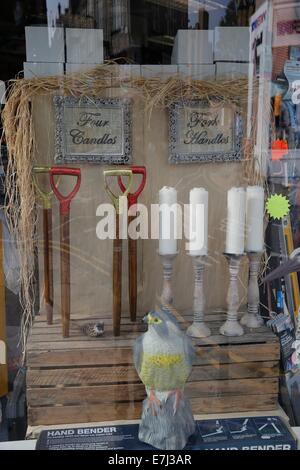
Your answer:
[143,315,148,324]
[263,258,300,283]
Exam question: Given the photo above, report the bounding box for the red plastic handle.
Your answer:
[118,166,146,207]
[50,167,81,215]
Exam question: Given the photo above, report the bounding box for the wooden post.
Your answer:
[0,221,8,398]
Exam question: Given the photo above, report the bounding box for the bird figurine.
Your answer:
[133,308,196,450]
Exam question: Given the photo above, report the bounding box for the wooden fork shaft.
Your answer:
[43,208,53,325]
[113,213,122,336]
[60,213,70,338]
[128,215,137,322]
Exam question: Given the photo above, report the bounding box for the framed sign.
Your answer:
[54,96,132,164]
[169,99,243,164]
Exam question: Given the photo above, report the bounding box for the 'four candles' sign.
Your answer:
[54,96,132,164]
[169,99,243,164]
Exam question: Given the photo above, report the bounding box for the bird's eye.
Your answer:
[154,318,159,323]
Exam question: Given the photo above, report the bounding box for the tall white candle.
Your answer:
[159,186,178,255]
[226,187,246,255]
[246,186,264,252]
[188,188,208,256]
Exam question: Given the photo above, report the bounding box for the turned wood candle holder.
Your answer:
[220,253,244,337]
[240,251,264,328]
[186,255,211,338]
[159,252,178,307]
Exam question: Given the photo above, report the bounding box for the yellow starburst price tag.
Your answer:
[266,194,290,220]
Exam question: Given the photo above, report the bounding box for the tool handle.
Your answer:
[104,169,132,178]
[104,169,133,212]
[118,166,146,206]
[33,166,53,209]
[50,167,81,216]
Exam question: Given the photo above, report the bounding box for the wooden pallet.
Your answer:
[26,312,280,426]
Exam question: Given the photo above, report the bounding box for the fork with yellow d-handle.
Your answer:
[104,169,133,336]
[32,165,54,325]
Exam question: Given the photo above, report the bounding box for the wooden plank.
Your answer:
[26,329,277,351]
[27,342,280,368]
[30,323,147,336]
[0,222,8,398]
[32,311,227,325]
[27,361,278,387]
[27,394,278,426]
[27,378,278,406]
[28,322,275,343]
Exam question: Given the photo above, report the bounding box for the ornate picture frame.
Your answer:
[169,99,243,164]
[54,96,132,164]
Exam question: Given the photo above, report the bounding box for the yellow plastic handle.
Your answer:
[103,169,133,213]
[32,166,53,209]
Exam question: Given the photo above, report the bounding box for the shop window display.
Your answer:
[0,0,299,452]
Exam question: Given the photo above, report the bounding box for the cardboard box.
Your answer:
[214,27,250,62]
[25,27,65,63]
[141,65,177,79]
[66,28,103,64]
[23,62,64,79]
[171,30,214,64]
[178,64,216,80]
[216,62,249,79]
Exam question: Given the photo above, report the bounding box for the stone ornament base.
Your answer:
[138,391,195,450]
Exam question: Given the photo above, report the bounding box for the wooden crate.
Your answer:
[26,312,280,426]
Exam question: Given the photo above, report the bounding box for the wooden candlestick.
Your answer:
[220,253,244,337]
[159,253,178,307]
[186,255,211,338]
[240,252,264,328]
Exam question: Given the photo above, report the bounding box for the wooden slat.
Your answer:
[28,394,278,426]
[32,311,227,325]
[28,323,274,343]
[27,361,278,388]
[27,342,280,368]
[26,330,277,352]
[27,378,278,406]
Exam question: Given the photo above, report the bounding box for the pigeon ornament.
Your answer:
[133,309,196,450]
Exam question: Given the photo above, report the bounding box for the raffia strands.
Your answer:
[1,63,262,357]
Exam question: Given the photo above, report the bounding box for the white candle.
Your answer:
[246,186,265,252]
[226,187,246,255]
[159,186,178,255]
[188,188,208,256]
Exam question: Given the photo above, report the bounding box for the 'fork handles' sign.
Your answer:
[54,96,132,164]
[169,99,243,164]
